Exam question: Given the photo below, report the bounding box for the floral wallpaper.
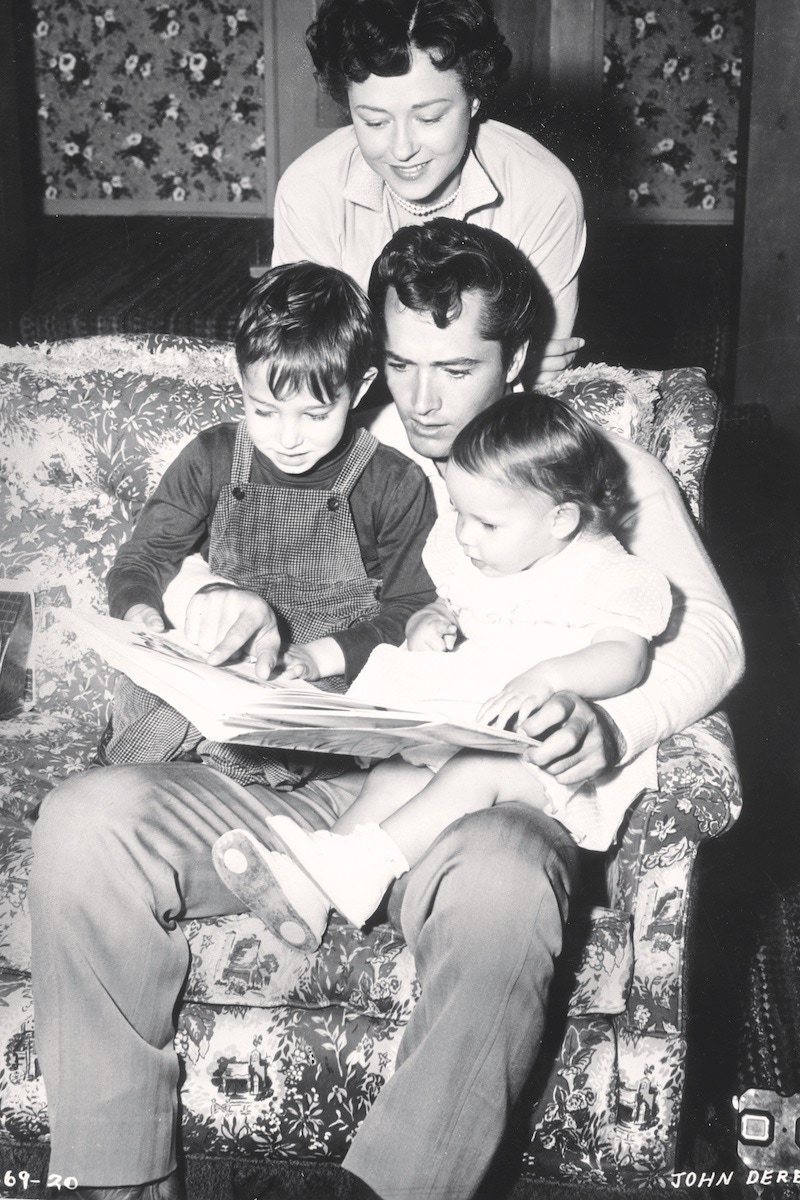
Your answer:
[32,1,268,208]
[29,0,743,217]
[600,2,743,214]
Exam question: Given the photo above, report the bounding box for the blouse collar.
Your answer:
[343,134,499,217]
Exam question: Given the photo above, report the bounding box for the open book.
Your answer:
[68,611,659,850]
[67,611,537,761]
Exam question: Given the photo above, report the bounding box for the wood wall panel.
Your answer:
[269,0,345,196]
[1,0,39,342]
[549,0,604,98]
[734,1,800,440]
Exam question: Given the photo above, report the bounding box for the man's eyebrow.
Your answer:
[354,99,453,113]
[384,350,481,367]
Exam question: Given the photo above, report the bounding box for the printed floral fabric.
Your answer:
[651,366,720,523]
[526,1018,686,1186]
[612,711,742,1032]
[601,1,743,214]
[33,1,267,207]
[0,335,241,723]
[565,907,633,1018]
[548,361,713,521]
[543,362,659,448]
[0,336,741,1181]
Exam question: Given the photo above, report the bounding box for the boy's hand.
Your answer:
[406,606,458,653]
[477,669,556,730]
[184,584,280,675]
[123,604,165,632]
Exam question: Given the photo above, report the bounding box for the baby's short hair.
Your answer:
[450,393,630,533]
[235,262,375,403]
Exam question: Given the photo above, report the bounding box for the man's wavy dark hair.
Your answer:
[306,0,511,109]
[368,218,552,369]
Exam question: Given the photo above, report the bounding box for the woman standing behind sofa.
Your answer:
[272,0,586,381]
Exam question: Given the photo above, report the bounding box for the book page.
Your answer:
[347,642,528,723]
[66,611,534,759]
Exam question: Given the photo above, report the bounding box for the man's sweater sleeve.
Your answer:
[598,437,744,761]
[331,452,438,682]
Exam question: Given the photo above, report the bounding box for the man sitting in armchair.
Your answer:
[29,220,743,1200]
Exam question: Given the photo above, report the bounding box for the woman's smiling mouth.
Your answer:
[389,162,430,180]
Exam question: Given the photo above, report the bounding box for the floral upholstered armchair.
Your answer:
[0,337,741,1193]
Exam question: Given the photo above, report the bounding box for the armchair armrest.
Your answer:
[616,712,740,870]
[650,367,721,525]
[608,711,741,1034]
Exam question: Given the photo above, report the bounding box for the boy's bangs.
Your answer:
[265,353,344,405]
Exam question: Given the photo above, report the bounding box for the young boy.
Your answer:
[102,262,437,814]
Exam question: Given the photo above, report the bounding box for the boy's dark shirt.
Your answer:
[107,422,437,680]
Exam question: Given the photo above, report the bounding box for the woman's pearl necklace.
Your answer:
[386,182,461,217]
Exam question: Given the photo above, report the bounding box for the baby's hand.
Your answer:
[406,609,458,653]
[477,670,556,731]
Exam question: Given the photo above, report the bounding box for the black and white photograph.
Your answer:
[0,2,797,1198]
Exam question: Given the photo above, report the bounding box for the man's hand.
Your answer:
[517,692,625,786]
[123,604,166,632]
[406,603,458,652]
[183,585,281,677]
[476,669,555,729]
[533,336,585,386]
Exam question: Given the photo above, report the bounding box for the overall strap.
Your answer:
[332,428,379,497]
[229,421,253,488]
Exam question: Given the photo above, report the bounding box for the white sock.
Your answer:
[267,816,409,927]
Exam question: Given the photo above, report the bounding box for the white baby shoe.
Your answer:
[212,828,330,953]
[266,816,410,928]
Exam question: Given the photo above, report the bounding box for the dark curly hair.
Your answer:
[450,393,631,534]
[306,0,512,109]
[369,218,553,370]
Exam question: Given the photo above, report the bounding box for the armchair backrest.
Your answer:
[548,362,720,525]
